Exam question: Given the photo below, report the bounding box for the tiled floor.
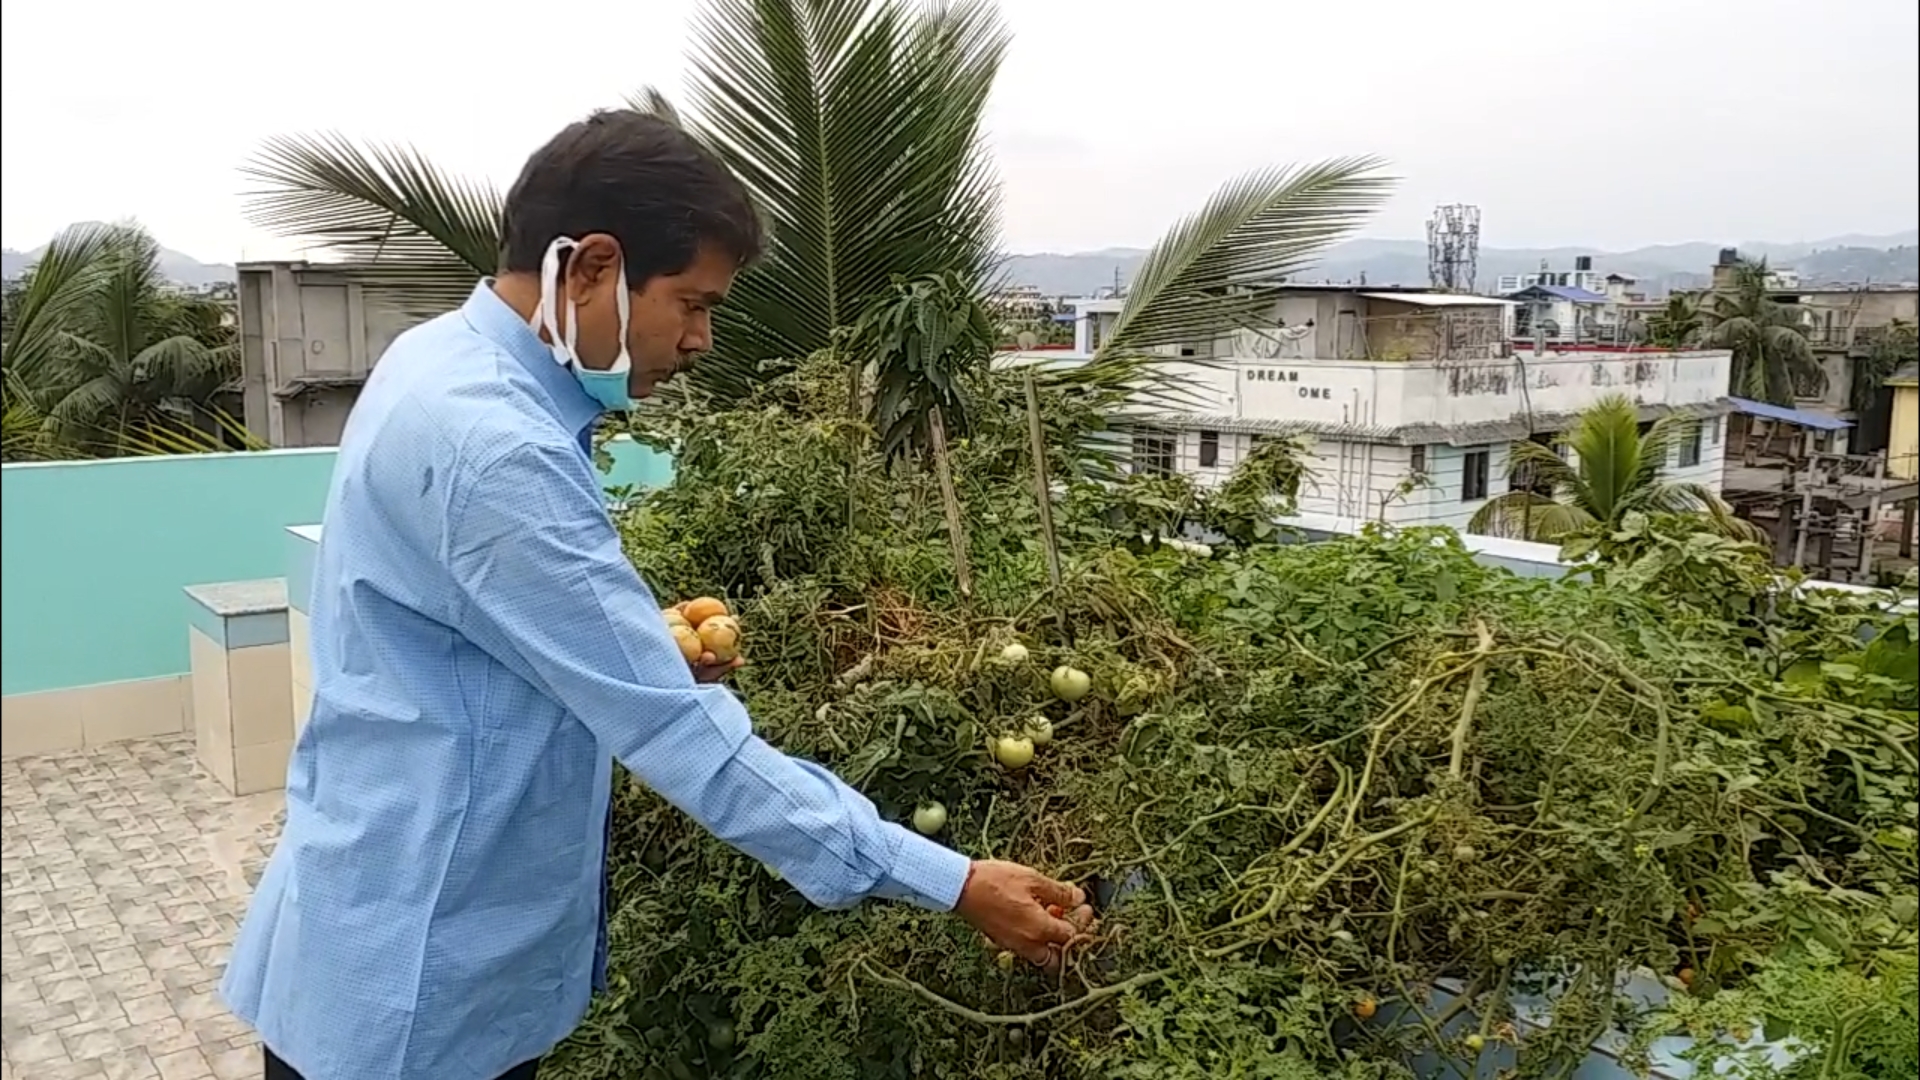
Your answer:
[1,734,284,1080]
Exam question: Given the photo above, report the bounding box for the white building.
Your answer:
[1016,286,1734,532]
[1498,257,1648,346]
[1495,256,1608,297]
[988,284,1050,318]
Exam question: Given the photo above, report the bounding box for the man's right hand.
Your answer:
[953,860,1095,968]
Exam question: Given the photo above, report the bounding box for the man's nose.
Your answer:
[682,313,713,355]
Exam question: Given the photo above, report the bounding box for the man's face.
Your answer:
[624,243,736,399]
[563,235,737,399]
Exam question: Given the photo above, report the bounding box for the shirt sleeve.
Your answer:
[447,438,971,913]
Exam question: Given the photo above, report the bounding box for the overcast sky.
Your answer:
[3,0,1915,262]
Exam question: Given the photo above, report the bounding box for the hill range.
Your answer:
[6,227,1916,297]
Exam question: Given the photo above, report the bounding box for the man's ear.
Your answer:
[565,235,625,299]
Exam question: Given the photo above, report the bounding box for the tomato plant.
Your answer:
[538,355,1918,1080]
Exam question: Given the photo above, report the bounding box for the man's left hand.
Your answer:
[692,653,745,684]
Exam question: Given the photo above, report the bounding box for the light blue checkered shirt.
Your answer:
[220,282,971,1080]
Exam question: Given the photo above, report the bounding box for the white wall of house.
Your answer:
[1088,349,1732,434]
[1144,413,1728,533]
[1387,442,1513,531]
[1019,336,1736,534]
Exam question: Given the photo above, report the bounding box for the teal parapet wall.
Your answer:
[1,437,673,698]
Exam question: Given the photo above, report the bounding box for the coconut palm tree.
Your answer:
[242,0,1009,405]
[237,0,1393,414]
[1645,293,1703,349]
[1467,394,1765,545]
[2,222,240,455]
[1852,317,1917,415]
[1704,259,1819,406]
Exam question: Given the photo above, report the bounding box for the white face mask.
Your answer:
[527,236,635,412]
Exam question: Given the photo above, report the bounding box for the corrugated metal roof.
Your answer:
[1726,396,1853,431]
[1360,292,1518,308]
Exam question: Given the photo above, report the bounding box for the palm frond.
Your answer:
[129,336,237,400]
[1064,159,1392,416]
[44,373,125,441]
[679,0,1009,401]
[117,404,269,457]
[1506,439,1580,493]
[241,132,499,316]
[1635,481,1770,546]
[1,222,144,389]
[1467,492,1594,541]
[1562,394,1647,523]
[1100,159,1393,358]
[1,369,62,461]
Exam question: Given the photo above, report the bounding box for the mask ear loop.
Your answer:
[608,259,633,376]
[533,237,579,365]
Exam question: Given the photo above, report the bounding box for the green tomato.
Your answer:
[707,1020,736,1053]
[994,736,1036,770]
[912,802,948,836]
[1050,666,1092,703]
[1464,1033,1486,1052]
[999,642,1030,665]
[1022,716,1054,746]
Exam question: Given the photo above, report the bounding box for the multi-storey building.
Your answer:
[1016,286,1733,531]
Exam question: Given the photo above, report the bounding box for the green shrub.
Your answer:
[543,359,1917,1080]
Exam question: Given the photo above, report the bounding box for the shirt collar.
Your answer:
[460,280,605,442]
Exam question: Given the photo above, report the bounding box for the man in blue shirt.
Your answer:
[221,110,1090,1080]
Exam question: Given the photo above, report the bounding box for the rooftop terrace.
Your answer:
[2,736,279,1080]
[0,439,671,1076]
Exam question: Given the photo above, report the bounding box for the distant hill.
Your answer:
[2,224,236,287]
[8,222,1917,297]
[998,230,1920,297]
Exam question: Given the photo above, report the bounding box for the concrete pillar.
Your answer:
[185,579,293,795]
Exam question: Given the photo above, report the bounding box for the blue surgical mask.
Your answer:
[528,236,636,412]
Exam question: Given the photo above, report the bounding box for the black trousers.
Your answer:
[263,1045,541,1080]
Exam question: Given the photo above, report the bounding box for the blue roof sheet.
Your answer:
[1504,284,1611,304]
[1726,396,1853,430]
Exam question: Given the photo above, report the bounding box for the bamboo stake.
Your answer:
[1023,370,1063,592]
[928,404,973,599]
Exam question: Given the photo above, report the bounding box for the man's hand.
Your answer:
[691,653,745,684]
[954,860,1095,968]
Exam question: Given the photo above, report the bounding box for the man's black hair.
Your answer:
[500,110,764,282]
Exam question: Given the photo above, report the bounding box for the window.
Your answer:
[1678,423,1703,468]
[1409,444,1427,475]
[1131,430,1176,477]
[1709,416,1722,446]
[1461,449,1491,501]
[1199,430,1220,468]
